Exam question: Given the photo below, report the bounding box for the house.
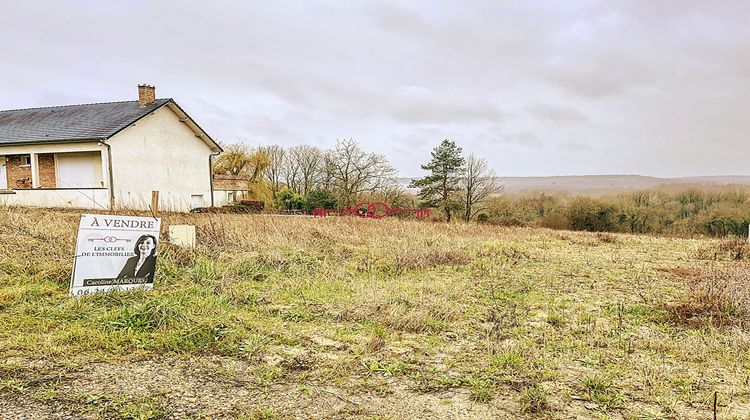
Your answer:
[212,174,255,206]
[0,85,222,212]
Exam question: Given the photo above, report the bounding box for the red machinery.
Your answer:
[312,202,431,219]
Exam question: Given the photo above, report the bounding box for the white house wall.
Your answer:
[107,106,213,212]
[212,190,234,207]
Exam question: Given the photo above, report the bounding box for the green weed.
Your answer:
[519,384,549,412]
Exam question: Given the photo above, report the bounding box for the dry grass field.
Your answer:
[0,207,749,419]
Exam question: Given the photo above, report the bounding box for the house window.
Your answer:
[227,192,235,204]
[19,155,30,167]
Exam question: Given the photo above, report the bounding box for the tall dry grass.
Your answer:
[2,206,750,417]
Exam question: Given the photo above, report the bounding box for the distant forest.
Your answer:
[481,187,750,237]
[213,140,750,237]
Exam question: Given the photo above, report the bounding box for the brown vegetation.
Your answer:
[1,207,750,417]
[481,187,750,237]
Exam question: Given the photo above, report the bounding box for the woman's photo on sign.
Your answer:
[117,234,157,282]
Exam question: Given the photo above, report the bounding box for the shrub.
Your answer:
[304,189,338,213]
[717,236,750,260]
[687,265,750,321]
[277,189,306,211]
[539,212,568,230]
[566,197,617,232]
[694,237,750,261]
[237,200,265,212]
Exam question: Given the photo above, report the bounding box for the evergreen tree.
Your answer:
[277,188,306,211]
[305,189,338,213]
[410,139,465,222]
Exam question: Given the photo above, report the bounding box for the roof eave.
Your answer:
[0,138,106,147]
[165,101,223,153]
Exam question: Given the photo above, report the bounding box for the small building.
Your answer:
[212,174,255,206]
[0,85,222,212]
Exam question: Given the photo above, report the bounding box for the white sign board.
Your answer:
[70,214,161,296]
[168,224,196,248]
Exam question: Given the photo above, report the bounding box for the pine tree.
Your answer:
[409,139,465,222]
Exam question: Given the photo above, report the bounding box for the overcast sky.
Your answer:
[2,1,749,177]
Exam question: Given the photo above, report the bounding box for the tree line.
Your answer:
[212,138,501,221]
[213,139,749,236]
[480,188,750,237]
[214,138,402,211]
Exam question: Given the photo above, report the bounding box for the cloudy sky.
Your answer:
[2,1,749,177]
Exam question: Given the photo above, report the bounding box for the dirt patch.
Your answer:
[0,356,514,419]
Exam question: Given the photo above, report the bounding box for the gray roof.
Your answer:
[0,99,173,145]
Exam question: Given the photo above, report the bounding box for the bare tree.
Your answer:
[462,154,501,222]
[282,151,303,194]
[288,145,323,195]
[318,152,336,191]
[327,138,398,207]
[260,144,285,199]
[380,183,411,208]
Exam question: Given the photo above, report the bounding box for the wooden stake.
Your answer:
[151,191,159,216]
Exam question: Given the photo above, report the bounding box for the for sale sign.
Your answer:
[70,214,161,296]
